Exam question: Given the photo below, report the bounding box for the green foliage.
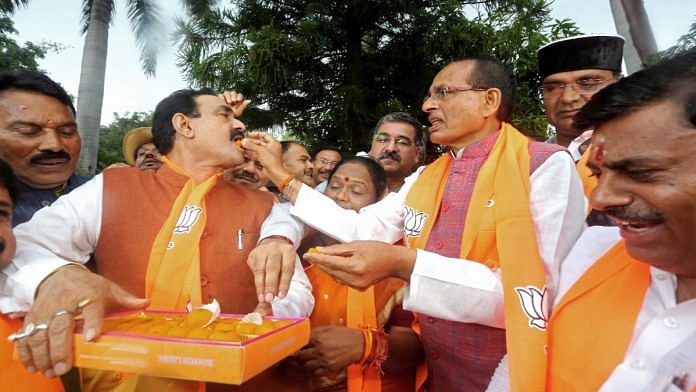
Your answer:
[648,17,695,65]
[97,111,152,172]
[0,16,48,71]
[176,0,580,153]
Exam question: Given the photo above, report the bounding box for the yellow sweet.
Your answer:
[182,309,214,328]
[306,247,320,254]
[147,320,177,336]
[235,322,258,335]
[213,320,239,332]
[187,327,213,340]
[166,325,192,338]
[209,331,242,342]
[254,324,274,335]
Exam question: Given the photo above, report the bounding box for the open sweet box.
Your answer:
[71,310,309,385]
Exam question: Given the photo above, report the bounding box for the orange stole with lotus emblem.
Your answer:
[547,241,650,390]
[404,123,548,392]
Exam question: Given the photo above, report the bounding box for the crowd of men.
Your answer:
[0,33,694,392]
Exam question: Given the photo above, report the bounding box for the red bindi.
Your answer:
[344,177,350,182]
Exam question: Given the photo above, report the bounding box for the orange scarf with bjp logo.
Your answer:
[404,123,548,392]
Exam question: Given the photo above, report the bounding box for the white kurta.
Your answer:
[0,175,315,318]
[556,227,696,392]
[262,150,587,328]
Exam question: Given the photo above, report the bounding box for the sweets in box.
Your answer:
[72,308,309,385]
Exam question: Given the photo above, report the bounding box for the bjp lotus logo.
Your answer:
[515,285,548,330]
[403,206,428,238]
[174,205,202,234]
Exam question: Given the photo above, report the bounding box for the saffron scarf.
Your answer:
[346,287,380,392]
[547,241,650,390]
[82,157,217,392]
[145,156,220,310]
[404,123,548,391]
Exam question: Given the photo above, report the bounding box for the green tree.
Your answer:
[0,16,46,71]
[97,111,152,172]
[176,0,579,154]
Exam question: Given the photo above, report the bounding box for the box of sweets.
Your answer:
[72,308,309,385]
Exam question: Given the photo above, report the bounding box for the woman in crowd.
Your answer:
[293,156,423,391]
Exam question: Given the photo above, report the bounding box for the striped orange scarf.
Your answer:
[404,123,548,391]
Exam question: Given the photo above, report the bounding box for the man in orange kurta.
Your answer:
[1,89,314,391]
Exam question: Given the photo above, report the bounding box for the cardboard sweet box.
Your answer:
[72,309,309,385]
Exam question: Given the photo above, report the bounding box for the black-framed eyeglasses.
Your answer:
[541,78,610,97]
[373,133,414,147]
[423,84,488,102]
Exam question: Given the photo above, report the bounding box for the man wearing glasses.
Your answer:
[367,112,424,192]
[311,146,342,191]
[245,57,586,390]
[538,34,624,161]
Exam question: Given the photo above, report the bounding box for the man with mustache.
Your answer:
[1,88,313,390]
[546,51,696,391]
[311,146,342,191]
[122,127,162,171]
[224,154,271,191]
[0,70,89,226]
[245,57,586,390]
[539,35,624,162]
[367,112,423,192]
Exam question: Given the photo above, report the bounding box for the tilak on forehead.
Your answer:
[592,135,606,161]
[344,177,350,182]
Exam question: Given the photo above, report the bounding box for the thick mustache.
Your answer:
[234,171,258,182]
[31,150,71,163]
[378,151,401,162]
[230,129,244,141]
[603,206,664,223]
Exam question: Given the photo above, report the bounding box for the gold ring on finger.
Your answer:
[76,296,93,311]
[52,309,75,319]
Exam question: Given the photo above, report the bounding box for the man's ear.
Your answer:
[172,113,195,139]
[481,88,502,119]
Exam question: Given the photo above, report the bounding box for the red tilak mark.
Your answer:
[344,177,350,182]
[594,144,605,161]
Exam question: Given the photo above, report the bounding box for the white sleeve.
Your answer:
[0,175,103,314]
[271,255,314,318]
[287,168,424,244]
[404,151,585,327]
[259,202,308,248]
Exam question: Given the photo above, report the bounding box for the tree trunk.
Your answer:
[76,0,110,174]
[345,1,365,152]
[610,0,657,73]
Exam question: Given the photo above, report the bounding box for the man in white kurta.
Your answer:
[546,50,696,391]
[248,57,586,390]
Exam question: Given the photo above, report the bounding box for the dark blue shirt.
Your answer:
[13,173,91,227]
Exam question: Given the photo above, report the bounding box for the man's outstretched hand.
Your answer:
[15,265,149,379]
[303,241,417,290]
